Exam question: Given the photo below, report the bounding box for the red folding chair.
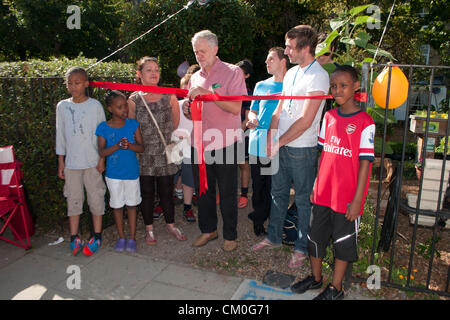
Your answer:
[0,145,34,250]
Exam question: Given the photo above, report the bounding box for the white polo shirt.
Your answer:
[278,60,329,148]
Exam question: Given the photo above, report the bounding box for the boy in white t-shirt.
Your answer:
[56,66,106,256]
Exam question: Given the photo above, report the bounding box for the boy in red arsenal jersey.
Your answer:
[291,65,375,300]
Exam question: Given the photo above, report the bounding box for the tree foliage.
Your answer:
[0,0,126,61]
[119,0,255,85]
[0,0,447,82]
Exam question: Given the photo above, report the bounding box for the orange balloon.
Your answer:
[372,66,409,109]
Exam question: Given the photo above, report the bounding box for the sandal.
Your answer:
[166,225,187,241]
[145,230,157,245]
[252,239,281,251]
[288,251,306,268]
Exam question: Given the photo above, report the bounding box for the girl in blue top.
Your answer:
[96,90,144,253]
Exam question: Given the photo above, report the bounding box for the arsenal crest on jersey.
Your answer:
[346,123,356,134]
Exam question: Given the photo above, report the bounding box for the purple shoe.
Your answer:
[114,238,127,252]
[126,239,137,252]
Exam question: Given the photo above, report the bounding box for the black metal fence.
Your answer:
[361,63,450,297]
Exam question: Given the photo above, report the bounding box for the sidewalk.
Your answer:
[0,235,374,300]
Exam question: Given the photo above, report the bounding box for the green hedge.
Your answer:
[0,55,134,78]
[0,57,136,232]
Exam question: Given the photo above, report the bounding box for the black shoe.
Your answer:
[253,224,266,237]
[312,284,344,300]
[291,275,323,294]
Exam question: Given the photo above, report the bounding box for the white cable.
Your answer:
[87,1,194,70]
[373,0,396,62]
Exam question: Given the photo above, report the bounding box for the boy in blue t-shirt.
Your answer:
[96,90,144,252]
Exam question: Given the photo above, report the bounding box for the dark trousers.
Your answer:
[139,175,174,226]
[250,156,272,225]
[192,143,239,241]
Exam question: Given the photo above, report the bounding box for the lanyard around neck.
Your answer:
[287,59,316,117]
[292,59,316,84]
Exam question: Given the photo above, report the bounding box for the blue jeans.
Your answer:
[266,146,317,254]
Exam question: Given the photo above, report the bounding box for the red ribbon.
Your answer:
[189,101,208,195]
[89,81,367,102]
[90,81,367,195]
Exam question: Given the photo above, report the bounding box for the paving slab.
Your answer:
[153,264,243,299]
[0,241,27,269]
[11,285,81,300]
[134,281,225,300]
[0,253,72,300]
[54,250,168,300]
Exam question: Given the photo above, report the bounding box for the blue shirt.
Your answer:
[248,78,283,157]
[95,118,140,180]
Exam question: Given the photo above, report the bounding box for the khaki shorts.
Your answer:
[63,167,106,216]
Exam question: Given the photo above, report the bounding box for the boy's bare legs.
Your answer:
[92,214,103,235]
[69,215,80,236]
[175,175,182,191]
[113,208,125,239]
[311,256,346,291]
[182,184,194,205]
[126,206,137,240]
[310,256,323,282]
[331,259,348,291]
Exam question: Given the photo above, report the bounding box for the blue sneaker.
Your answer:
[126,239,137,252]
[70,236,84,256]
[82,237,102,256]
[114,238,127,252]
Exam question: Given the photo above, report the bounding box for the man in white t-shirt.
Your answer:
[252,25,330,269]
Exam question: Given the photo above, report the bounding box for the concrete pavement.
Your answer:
[0,234,375,300]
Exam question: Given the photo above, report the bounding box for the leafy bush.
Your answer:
[0,55,134,78]
[388,141,417,159]
[0,57,135,231]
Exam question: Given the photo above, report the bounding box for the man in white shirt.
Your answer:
[252,25,330,269]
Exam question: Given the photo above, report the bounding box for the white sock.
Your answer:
[175,188,183,199]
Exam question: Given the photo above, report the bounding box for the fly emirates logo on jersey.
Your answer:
[323,136,352,158]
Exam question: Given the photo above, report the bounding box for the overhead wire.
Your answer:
[87,1,195,70]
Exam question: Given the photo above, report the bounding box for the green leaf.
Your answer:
[315,42,328,57]
[322,63,337,74]
[365,44,396,61]
[354,32,371,48]
[354,15,380,27]
[326,29,340,44]
[315,29,339,57]
[330,17,348,31]
[359,57,377,67]
[340,36,356,46]
[349,4,372,17]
